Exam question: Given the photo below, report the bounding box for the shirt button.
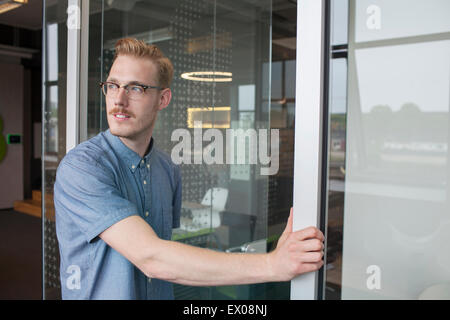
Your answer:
[131,165,135,169]
[148,277,152,283]
[147,164,150,169]
[145,211,149,217]
[143,180,147,185]
[141,160,145,165]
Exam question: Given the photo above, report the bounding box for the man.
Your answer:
[54,38,324,300]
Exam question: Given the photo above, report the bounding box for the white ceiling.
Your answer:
[0,0,43,30]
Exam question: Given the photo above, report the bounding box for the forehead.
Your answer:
[108,55,158,84]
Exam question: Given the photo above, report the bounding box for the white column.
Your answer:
[66,0,89,153]
[66,0,81,153]
[290,0,326,300]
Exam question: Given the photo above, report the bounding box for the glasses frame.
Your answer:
[99,81,164,99]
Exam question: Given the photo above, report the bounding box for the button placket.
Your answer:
[142,159,151,221]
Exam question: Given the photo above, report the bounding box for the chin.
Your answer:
[107,120,131,137]
[109,124,151,142]
[109,126,135,139]
[107,116,155,141]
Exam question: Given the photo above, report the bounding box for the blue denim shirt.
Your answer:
[54,129,181,300]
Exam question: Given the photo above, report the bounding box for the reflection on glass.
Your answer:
[342,38,450,299]
[85,0,289,300]
[46,23,58,82]
[327,0,450,300]
[46,86,58,153]
[43,0,69,300]
[271,61,282,100]
[284,60,296,99]
[325,58,347,299]
[43,0,297,300]
[238,85,256,111]
[332,0,349,46]
[355,0,450,43]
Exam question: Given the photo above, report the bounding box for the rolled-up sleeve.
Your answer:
[54,158,138,244]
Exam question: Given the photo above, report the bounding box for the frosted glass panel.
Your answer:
[355,0,450,43]
[341,1,450,299]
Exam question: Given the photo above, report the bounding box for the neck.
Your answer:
[119,130,153,158]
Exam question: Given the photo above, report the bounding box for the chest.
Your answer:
[115,161,174,239]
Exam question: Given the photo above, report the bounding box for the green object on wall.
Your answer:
[7,134,21,144]
[0,115,6,163]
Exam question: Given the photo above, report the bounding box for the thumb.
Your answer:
[283,207,293,235]
[275,207,293,249]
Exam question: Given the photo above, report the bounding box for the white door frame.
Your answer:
[66,0,89,153]
[290,0,327,300]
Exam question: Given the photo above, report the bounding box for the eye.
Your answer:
[130,85,144,94]
[107,83,119,90]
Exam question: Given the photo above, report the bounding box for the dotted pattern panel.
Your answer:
[157,0,232,205]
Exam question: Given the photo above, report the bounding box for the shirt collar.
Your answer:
[105,129,155,173]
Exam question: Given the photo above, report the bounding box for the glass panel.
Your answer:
[43,0,69,300]
[325,0,450,299]
[85,0,290,300]
[354,0,450,43]
[324,57,347,299]
[43,0,297,300]
[332,0,348,46]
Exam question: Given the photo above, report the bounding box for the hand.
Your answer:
[267,207,325,282]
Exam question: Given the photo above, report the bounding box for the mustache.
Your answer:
[109,108,135,118]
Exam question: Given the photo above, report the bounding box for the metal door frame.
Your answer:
[290,0,329,300]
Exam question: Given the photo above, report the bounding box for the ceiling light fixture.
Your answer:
[105,27,173,50]
[187,106,231,128]
[0,0,28,14]
[181,71,232,83]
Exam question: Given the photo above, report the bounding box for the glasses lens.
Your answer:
[102,82,119,97]
[127,85,144,100]
[101,83,145,100]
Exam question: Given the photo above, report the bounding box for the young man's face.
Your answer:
[105,55,170,141]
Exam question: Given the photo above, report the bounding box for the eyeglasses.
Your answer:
[99,81,164,100]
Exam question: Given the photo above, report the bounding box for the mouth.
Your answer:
[112,113,132,121]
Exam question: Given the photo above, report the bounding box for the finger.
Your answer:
[299,239,324,252]
[301,251,324,263]
[286,239,323,254]
[295,226,324,241]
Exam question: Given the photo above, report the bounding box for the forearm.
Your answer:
[145,239,277,286]
[100,214,324,287]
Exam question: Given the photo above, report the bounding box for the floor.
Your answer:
[0,209,42,299]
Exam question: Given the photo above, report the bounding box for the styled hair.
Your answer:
[113,37,174,88]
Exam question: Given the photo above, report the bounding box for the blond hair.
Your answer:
[113,38,174,88]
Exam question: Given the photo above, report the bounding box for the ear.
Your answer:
[158,88,172,111]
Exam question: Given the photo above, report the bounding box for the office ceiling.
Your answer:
[0,0,43,30]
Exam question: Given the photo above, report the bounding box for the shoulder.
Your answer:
[57,132,113,176]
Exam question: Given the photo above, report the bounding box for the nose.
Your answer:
[114,87,128,107]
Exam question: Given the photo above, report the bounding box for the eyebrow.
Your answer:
[106,78,148,86]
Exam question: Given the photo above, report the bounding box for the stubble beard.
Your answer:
[109,112,158,142]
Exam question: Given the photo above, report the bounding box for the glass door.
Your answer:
[43,0,298,300]
[324,0,450,299]
[42,0,68,299]
[88,0,273,300]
